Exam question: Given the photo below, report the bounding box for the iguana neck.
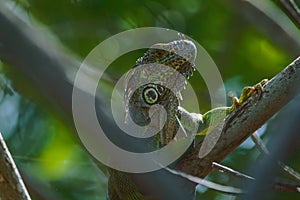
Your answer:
[108,40,197,200]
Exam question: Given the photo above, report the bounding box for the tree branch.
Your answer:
[212,162,254,181]
[279,0,300,29]
[0,132,31,200]
[1,2,300,199]
[0,5,196,199]
[231,0,300,57]
[273,180,300,192]
[177,56,300,178]
[251,131,300,183]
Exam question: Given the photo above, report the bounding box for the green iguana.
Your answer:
[107,39,267,200]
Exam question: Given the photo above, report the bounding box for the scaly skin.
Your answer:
[108,40,197,200]
[124,40,197,146]
[197,79,268,137]
[107,40,268,200]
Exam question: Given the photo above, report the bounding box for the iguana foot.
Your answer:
[229,79,268,112]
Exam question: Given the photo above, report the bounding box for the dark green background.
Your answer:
[0,0,299,199]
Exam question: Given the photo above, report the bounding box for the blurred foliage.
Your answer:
[0,0,299,199]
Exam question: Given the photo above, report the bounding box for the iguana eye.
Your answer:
[143,87,159,105]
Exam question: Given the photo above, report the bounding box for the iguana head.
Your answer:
[124,40,197,145]
[136,40,197,78]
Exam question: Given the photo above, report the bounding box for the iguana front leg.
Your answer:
[108,37,268,199]
[229,79,268,112]
[193,79,269,139]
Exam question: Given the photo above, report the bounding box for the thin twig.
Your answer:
[163,166,245,195]
[278,162,300,183]
[212,162,254,181]
[212,161,300,193]
[232,0,300,57]
[279,0,300,29]
[273,179,300,192]
[251,131,269,154]
[244,99,300,199]
[251,132,300,183]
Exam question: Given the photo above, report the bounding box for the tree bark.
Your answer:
[0,132,31,200]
